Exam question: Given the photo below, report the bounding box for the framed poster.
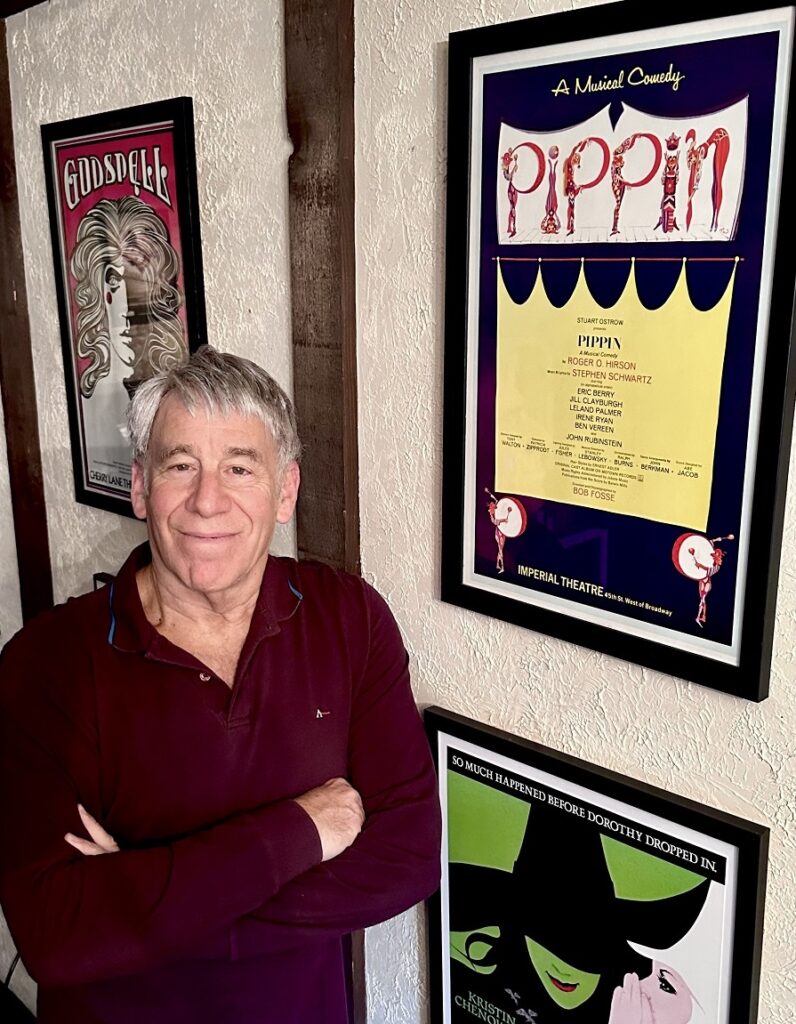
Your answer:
[440,2,796,700]
[42,98,207,518]
[426,707,769,1024]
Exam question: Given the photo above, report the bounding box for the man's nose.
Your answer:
[185,468,231,516]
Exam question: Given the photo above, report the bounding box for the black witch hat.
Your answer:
[449,801,709,976]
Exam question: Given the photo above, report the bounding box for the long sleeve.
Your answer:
[0,624,323,988]
[231,583,441,957]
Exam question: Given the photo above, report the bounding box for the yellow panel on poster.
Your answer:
[495,260,735,531]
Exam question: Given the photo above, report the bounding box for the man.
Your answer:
[0,347,441,1023]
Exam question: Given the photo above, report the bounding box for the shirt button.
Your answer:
[199,672,212,682]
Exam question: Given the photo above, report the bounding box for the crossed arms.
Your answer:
[0,588,441,987]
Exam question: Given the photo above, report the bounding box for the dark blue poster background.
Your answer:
[473,30,781,648]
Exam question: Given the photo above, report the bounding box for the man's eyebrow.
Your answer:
[156,444,197,463]
[225,446,263,462]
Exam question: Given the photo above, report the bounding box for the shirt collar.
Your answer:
[108,542,303,654]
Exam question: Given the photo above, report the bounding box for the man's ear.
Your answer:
[130,461,148,520]
[277,461,301,524]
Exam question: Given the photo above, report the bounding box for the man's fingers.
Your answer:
[67,804,120,855]
[65,833,107,856]
[77,804,119,852]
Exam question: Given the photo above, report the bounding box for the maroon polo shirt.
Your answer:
[0,545,441,1023]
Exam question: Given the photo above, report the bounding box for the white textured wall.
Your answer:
[355,2,796,1023]
[4,0,293,1010]
[8,0,294,609]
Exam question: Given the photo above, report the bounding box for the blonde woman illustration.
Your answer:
[71,195,186,477]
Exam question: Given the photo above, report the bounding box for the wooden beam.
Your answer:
[284,0,360,575]
[284,3,363,1017]
[0,19,53,619]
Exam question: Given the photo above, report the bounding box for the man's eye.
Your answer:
[168,463,191,472]
[229,465,251,476]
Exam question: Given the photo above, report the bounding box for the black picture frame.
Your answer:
[41,97,207,519]
[425,706,769,1024]
[441,2,796,700]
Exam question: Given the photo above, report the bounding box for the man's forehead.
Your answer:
[150,395,276,453]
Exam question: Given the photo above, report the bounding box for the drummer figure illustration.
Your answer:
[486,489,527,574]
[672,532,735,628]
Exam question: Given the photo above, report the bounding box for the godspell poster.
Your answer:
[43,99,205,516]
[450,9,794,690]
[428,711,767,1024]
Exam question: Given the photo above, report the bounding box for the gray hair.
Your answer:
[128,346,301,471]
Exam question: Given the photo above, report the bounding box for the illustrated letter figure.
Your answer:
[540,145,561,235]
[563,146,583,236]
[654,133,681,234]
[686,127,730,232]
[610,133,663,236]
[502,148,519,238]
[563,138,610,236]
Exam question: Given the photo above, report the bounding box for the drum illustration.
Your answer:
[671,531,735,627]
[485,490,527,574]
[672,532,716,580]
[494,496,528,539]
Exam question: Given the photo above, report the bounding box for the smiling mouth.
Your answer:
[183,533,236,541]
[547,975,578,993]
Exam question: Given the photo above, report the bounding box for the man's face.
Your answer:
[131,395,299,598]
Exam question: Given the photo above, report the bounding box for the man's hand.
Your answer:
[294,778,365,862]
[65,782,365,864]
[65,804,120,856]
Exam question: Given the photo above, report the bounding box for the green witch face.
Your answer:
[525,938,600,1009]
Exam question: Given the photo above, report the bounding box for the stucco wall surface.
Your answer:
[7,0,295,610]
[355,2,795,1023]
[4,0,293,1010]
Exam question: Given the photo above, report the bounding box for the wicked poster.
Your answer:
[426,708,769,1024]
[441,4,796,699]
[42,98,206,518]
